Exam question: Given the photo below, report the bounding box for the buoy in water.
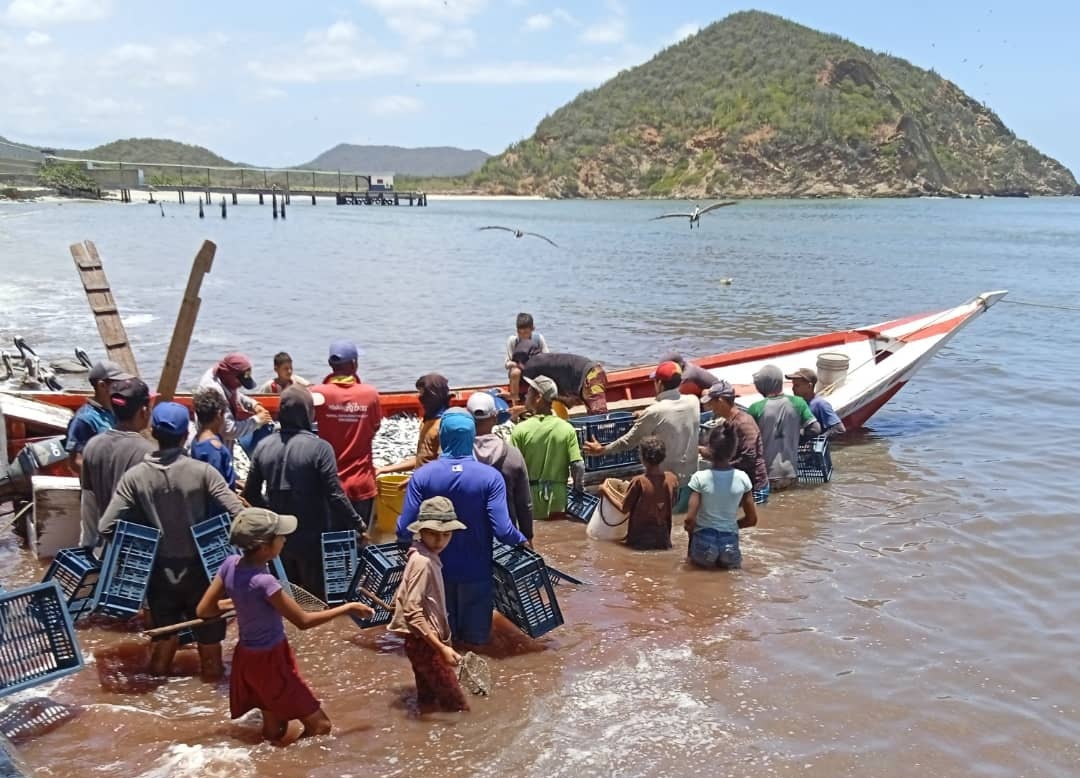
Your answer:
[719,278,734,286]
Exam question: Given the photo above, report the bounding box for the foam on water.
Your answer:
[134,744,255,778]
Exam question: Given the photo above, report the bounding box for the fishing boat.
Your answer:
[1,290,1007,465]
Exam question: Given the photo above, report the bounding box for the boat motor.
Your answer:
[0,437,69,501]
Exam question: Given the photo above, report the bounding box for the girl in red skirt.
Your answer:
[197,507,374,745]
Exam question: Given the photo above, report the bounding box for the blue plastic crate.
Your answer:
[565,488,600,524]
[571,412,639,472]
[797,436,834,484]
[0,582,84,697]
[491,543,563,639]
[41,547,101,621]
[94,521,160,619]
[321,531,358,605]
[191,514,237,582]
[346,542,408,628]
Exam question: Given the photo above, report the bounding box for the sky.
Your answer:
[1,0,1077,172]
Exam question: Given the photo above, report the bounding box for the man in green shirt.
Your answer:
[745,365,821,490]
[510,375,585,520]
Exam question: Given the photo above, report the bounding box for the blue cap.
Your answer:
[151,402,191,436]
[328,340,361,364]
[486,388,511,425]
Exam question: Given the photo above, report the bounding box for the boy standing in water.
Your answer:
[191,389,238,491]
[197,507,374,744]
[614,437,678,550]
[390,497,469,713]
[505,313,549,402]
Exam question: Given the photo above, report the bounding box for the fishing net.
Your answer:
[457,651,492,696]
[288,584,327,613]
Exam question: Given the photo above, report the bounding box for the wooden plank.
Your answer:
[157,240,216,400]
[70,241,139,377]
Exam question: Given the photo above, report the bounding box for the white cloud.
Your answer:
[109,43,156,64]
[669,22,699,45]
[246,21,405,83]
[4,0,110,26]
[428,60,625,85]
[524,14,551,31]
[24,31,51,46]
[360,0,486,24]
[552,8,578,26]
[371,95,423,116]
[254,86,287,101]
[581,18,624,44]
[360,0,481,56]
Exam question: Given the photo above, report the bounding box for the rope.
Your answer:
[999,299,1080,312]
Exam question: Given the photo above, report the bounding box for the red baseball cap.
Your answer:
[651,361,682,382]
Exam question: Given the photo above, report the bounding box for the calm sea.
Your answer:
[1,196,1078,777]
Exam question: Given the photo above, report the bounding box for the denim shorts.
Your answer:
[688,528,742,569]
[444,578,495,645]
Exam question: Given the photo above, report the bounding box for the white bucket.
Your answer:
[816,352,850,391]
[586,478,630,541]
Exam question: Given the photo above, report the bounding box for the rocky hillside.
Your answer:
[474,11,1077,198]
[299,144,490,177]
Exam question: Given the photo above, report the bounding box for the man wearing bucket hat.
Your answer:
[785,368,846,438]
[100,401,244,679]
[396,410,526,645]
[390,497,470,712]
[746,365,820,491]
[468,391,534,541]
[197,352,272,451]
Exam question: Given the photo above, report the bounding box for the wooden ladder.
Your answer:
[69,241,139,377]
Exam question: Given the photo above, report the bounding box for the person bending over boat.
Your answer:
[659,351,719,397]
[521,352,608,414]
[197,353,272,452]
[99,402,243,679]
[700,381,769,503]
[583,361,700,510]
[256,351,310,394]
[65,360,133,475]
[397,410,526,645]
[79,378,153,547]
[309,341,381,524]
[746,365,821,491]
[505,312,550,402]
[785,368,846,439]
[511,376,585,521]
[468,391,534,542]
[243,386,363,601]
[378,373,451,475]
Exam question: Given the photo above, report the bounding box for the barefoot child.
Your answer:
[684,423,758,569]
[505,312,549,403]
[389,497,470,712]
[614,436,678,550]
[196,507,375,744]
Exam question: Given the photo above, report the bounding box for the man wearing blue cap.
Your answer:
[100,401,244,679]
[310,340,381,523]
[396,409,527,645]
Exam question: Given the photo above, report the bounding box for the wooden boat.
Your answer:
[1,290,1007,465]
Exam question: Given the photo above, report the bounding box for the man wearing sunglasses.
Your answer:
[197,352,272,451]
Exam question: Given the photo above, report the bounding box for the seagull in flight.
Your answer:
[478,226,559,247]
[651,201,737,229]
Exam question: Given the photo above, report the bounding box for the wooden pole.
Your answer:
[156,240,216,400]
[70,241,140,377]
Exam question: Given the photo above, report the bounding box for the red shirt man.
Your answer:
[309,340,381,523]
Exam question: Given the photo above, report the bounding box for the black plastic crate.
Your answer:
[571,412,639,472]
[0,582,84,696]
[94,521,160,619]
[491,543,563,639]
[41,547,101,621]
[565,489,600,524]
[797,436,834,484]
[321,531,358,605]
[192,514,237,582]
[346,542,408,628]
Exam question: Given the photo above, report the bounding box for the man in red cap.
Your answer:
[197,353,272,451]
[584,360,700,505]
[309,340,382,525]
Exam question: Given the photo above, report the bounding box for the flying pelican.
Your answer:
[478,226,559,247]
[651,201,737,229]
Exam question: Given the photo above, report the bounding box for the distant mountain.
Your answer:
[299,144,490,177]
[62,138,236,167]
[475,11,1076,198]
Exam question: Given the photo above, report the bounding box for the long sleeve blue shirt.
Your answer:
[396,457,526,583]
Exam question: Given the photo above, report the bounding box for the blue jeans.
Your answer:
[689,528,742,569]
[444,578,494,645]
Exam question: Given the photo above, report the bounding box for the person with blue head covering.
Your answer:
[397,405,526,646]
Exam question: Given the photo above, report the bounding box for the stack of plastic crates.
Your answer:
[93,521,160,619]
[345,542,408,628]
[571,412,638,472]
[321,531,358,605]
[565,488,600,524]
[491,542,563,638]
[797,435,834,484]
[0,582,84,696]
[41,547,101,621]
[191,514,237,581]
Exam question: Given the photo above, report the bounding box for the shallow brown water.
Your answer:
[1,197,1079,776]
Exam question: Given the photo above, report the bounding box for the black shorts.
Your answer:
[147,558,226,644]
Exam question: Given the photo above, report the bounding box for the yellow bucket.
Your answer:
[374,474,410,535]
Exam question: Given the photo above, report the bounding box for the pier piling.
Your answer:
[220,197,227,219]
[272,191,278,220]
[198,197,204,219]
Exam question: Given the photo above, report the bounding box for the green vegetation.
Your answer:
[39,162,97,193]
[473,10,1077,197]
[69,138,235,166]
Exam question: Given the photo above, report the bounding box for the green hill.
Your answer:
[474,11,1077,198]
[63,138,236,167]
[300,144,490,177]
